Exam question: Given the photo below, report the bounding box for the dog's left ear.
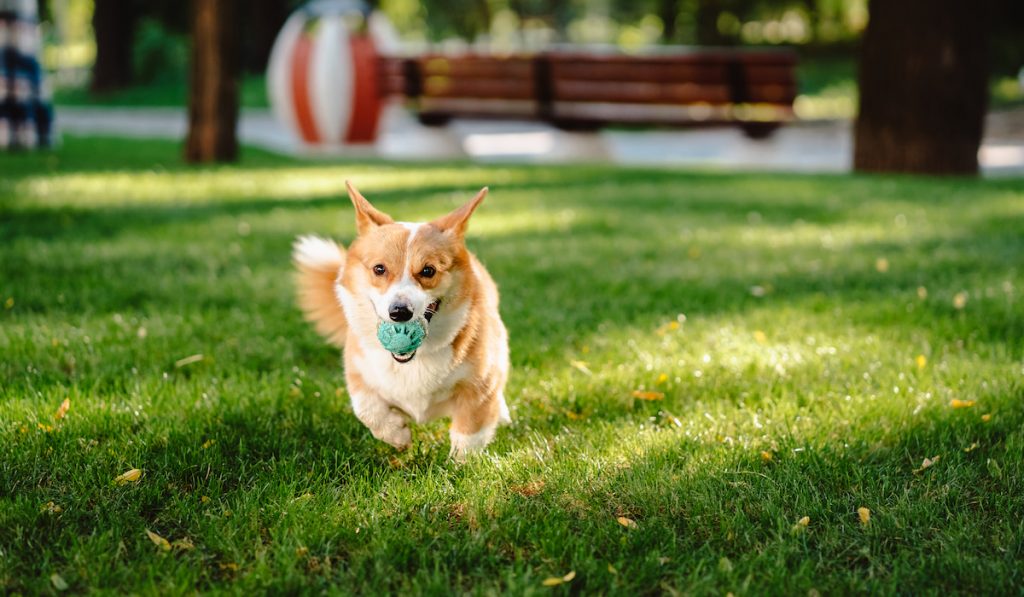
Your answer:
[431,187,488,239]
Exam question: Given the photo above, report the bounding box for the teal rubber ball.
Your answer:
[377,320,426,354]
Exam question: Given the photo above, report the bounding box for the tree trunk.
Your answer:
[185,0,240,163]
[90,0,136,93]
[853,0,991,175]
[660,0,680,44]
[695,0,727,46]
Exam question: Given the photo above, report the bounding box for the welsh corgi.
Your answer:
[293,182,510,458]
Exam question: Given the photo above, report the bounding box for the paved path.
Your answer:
[56,105,1024,176]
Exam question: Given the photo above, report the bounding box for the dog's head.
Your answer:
[339,181,487,360]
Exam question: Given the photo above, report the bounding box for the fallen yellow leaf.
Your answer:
[174,354,204,368]
[914,455,940,473]
[631,390,664,401]
[50,573,68,591]
[617,516,638,529]
[857,507,870,525]
[542,571,575,586]
[114,468,142,484]
[951,399,975,409]
[569,359,593,376]
[915,355,927,370]
[146,529,171,551]
[171,537,195,551]
[54,399,70,421]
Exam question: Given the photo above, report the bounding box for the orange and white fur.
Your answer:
[293,182,510,459]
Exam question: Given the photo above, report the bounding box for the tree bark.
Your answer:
[660,0,680,44]
[695,0,728,46]
[90,0,136,93]
[185,0,240,163]
[853,0,991,175]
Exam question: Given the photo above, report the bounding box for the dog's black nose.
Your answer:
[389,304,413,322]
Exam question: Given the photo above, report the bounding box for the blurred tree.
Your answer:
[185,0,240,163]
[854,0,990,175]
[90,0,138,92]
[695,0,729,45]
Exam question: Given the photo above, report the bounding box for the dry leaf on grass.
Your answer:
[511,481,545,497]
[174,354,204,368]
[914,456,940,473]
[114,468,142,484]
[50,573,69,591]
[54,399,70,421]
[146,529,171,552]
[171,537,195,551]
[542,571,576,586]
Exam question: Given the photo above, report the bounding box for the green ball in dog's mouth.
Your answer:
[377,320,426,356]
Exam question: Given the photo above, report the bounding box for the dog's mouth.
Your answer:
[390,299,441,364]
[392,351,416,363]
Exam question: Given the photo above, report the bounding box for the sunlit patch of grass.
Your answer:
[1,136,1022,594]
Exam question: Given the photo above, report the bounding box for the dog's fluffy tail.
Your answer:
[293,235,348,347]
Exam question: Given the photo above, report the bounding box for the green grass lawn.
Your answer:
[1,137,1022,594]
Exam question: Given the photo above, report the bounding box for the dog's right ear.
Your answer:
[346,180,394,235]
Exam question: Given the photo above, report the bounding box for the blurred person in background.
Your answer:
[0,0,53,149]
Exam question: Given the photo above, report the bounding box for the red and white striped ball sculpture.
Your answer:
[267,1,388,146]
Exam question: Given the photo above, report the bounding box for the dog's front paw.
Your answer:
[448,427,495,462]
[373,422,411,450]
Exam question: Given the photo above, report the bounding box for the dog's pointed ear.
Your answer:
[346,180,394,235]
[431,187,488,239]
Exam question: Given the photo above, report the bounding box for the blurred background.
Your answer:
[16,0,1024,174]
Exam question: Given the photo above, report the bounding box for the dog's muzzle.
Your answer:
[391,299,441,364]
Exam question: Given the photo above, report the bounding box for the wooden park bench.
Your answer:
[380,49,798,139]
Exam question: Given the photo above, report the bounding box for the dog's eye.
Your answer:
[372,264,386,276]
[419,265,436,278]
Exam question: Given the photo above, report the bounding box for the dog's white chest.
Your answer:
[352,342,469,423]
